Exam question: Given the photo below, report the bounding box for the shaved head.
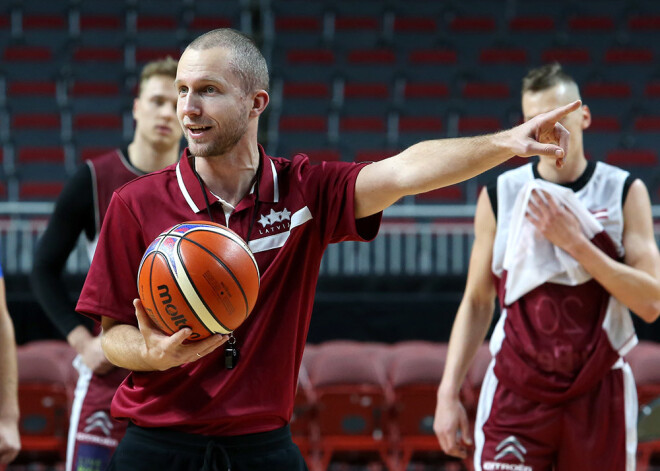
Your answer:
[186,28,269,94]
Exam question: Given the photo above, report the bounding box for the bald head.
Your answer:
[185,28,269,94]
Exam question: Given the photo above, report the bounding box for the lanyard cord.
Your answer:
[190,155,261,243]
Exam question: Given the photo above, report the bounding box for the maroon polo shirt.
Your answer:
[76,146,381,436]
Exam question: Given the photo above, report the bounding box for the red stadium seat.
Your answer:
[8,81,56,96]
[283,82,330,99]
[73,113,121,130]
[606,149,657,167]
[80,14,122,30]
[627,16,660,30]
[634,117,660,132]
[276,16,322,32]
[393,17,437,33]
[399,116,443,133]
[458,116,502,135]
[3,46,52,62]
[340,116,386,132]
[335,16,380,32]
[450,17,496,32]
[287,49,335,65]
[309,343,395,471]
[408,50,457,65]
[189,16,233,31]
[462,82,510,99]
[135,48,181,63]
[583,82,632,99]
[509,16,555,32]
[589,116,621,132]
[23,14,66,29]
[479,48,528,65]
[568,16,614,31]
[279,115,327,133]
[18,181,64,201]
[347,49,396,65]
[73,47,122,62]
[403,82,450,99]
[604,48,653,65]
[541,48,590,64]
[17,147,65,164]
[136,15,177,31]
[387,341,450,471]
[16,343,77,463]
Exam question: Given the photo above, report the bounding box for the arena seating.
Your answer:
[1,0,659,203]
[12,337,660,469]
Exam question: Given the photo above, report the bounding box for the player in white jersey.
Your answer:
[434,63,660,471]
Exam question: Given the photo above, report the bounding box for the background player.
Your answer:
[433,63,660,470]
[0,258,20,466]
[30,57,182,471]
[77,29,580,470]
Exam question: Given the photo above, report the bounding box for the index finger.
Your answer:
[538,100,582,125]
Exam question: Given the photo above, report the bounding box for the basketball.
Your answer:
[137,221,260,341]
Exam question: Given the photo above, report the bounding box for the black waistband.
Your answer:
[126,423,292,455]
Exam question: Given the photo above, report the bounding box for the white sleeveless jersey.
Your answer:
[492,161,628,277]
[487,161,637,403]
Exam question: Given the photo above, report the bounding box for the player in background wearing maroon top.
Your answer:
[434,63,660,471]
[30,58,182,471]
[0,259,20,466]
[77,29,582,471]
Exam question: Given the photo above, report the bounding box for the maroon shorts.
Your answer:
[67,356,129,471]
[473,361,637,471]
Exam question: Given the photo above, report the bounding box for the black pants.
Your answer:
[106,423,309,471]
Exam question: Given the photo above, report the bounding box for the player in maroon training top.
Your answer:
[434,63,660,471]
[77,29,582,471]
[31,58,182,471]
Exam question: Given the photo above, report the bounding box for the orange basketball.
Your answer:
[137,221,260,341]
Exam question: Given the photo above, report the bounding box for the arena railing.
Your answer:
[2,202,660,277]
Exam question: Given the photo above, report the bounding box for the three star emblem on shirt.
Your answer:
[258,208,291,228]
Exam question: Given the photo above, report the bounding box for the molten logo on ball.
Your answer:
[137,221,260,340]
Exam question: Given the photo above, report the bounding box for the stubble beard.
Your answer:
[187,114,249,158]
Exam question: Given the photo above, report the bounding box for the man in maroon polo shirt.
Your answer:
[76,28,581,470]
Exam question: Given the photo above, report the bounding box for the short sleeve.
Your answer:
[76,192,146,325]
[296,158,381,245]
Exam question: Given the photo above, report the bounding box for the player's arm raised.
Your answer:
[354,100,580,219]
[434,188,498,458]
[528,179,660,322]
[100,300,228,371]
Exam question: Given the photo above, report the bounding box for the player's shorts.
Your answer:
[473,358,637,471]
[108,423,309,471]
[66,355,129,471]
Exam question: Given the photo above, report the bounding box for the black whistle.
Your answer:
[225,345,240,369]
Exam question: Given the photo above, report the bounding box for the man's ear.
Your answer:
[581,104,592,131]
[250,90,269,117]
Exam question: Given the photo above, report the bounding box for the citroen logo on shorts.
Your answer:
[83,411,114,437]
[494,435,527,463]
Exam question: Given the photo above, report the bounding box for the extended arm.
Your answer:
[528,180,660,322]
[354,101,581,219]
[0,277,20,464]
[101,300,228,371]
[434,189,498,458]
